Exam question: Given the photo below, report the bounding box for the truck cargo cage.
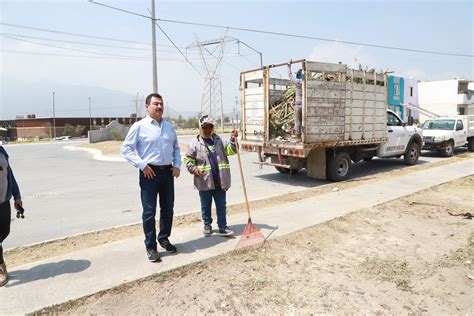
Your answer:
[240,60,388,154]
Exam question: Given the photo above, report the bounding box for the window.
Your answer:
[456,120,464,131]
[387,112,401,126]
[394,84,400,96]
[422,120,455,130]
[458,81,468,94]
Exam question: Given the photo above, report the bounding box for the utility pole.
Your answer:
[135,92,139,122]
[88,97,92,132]
[52,91,56,140]
[89,0,159,92]
[235,96,239,127]
[151,0,158,93]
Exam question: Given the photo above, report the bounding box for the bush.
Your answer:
[111,130,122,140]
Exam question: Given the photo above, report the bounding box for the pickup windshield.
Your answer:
[422,119,455,130]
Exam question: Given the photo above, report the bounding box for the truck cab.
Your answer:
[377,110,422,158]
[422,116,474,156]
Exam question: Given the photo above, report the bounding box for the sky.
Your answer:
[1,0,473,119]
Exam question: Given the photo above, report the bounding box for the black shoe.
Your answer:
[203,224,212,237]
[159,239,177,253]
[216,226,234,237]
[146,249,161,262]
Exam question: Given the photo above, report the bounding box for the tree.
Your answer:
[111,130,122,140]
[184,116,199,129]
[63,124,74,136]
[43,122,52,138]
[74,125,85,136]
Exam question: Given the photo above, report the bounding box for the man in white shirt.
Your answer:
[121,93,181,262]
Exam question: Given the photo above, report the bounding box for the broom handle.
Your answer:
[235,138,251,219]
[232,117,252,219]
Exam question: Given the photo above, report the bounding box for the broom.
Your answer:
[233,121,266,250]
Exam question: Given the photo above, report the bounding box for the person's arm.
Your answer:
[171,128,181,178]
[121,123,147,170]
[287,60,297,84]
[171,128,181,170]
[9,165,22,208]
[9,167,21,200]
[183,142,200,176]
[223,130,238,157]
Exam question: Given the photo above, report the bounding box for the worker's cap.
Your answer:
[199,115,215,128]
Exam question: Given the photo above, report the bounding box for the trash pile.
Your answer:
[269,86,296,139]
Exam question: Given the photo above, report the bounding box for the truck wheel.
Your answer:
[440,140,454,157]
[468,138,474,152]
[275,167,299,175]
[327,151,352,182]
[404,141,420,165]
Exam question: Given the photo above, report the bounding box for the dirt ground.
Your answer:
[40,175,474,314]
[6,153,473,269]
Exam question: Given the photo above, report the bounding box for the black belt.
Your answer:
[149,164,172,170]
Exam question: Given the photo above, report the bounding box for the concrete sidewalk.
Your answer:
[1,158,472,314]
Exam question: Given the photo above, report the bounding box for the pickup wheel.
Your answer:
[440,140,454,157]
[327,151,352,181]
[275,167,299,175]
[404,141,420,165]
[468,138,474,152]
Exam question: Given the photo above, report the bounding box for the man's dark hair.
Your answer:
[145,93,163,105]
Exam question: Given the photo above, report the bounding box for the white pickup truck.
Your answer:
[422,115,474,156]
[239,60,423,181]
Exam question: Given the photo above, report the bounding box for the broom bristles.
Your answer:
[235,220,266,250]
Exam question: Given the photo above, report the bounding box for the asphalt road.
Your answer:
[2,138,458,248]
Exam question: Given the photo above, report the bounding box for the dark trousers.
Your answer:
[199,187,227,229]
[139,166,174,251]
[0,200,11,264]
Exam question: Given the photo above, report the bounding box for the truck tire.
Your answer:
[404,141,420,165]
[468,138,474,152]
[327,151,352,182]
[440,140,454,157]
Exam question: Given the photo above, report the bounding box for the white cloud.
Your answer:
[308,42,377,69]
[399,68,431,81]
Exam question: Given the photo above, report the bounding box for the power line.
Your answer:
[86,2,473,58]
[1,34,150,59]
[0,21,152,45]
[88,0,151,20]
[0,32,210,55]
[1,49,151,61]
[155,18,473,58]
[0,32,149,51]
[1,48,256,63]
[154,21,204,77]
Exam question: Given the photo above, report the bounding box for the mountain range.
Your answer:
[1,78,203,120]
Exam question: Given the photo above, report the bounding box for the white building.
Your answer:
[403,78,419,121]
[418,79,474,122]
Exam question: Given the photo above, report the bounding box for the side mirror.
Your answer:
[402,122,407,127]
